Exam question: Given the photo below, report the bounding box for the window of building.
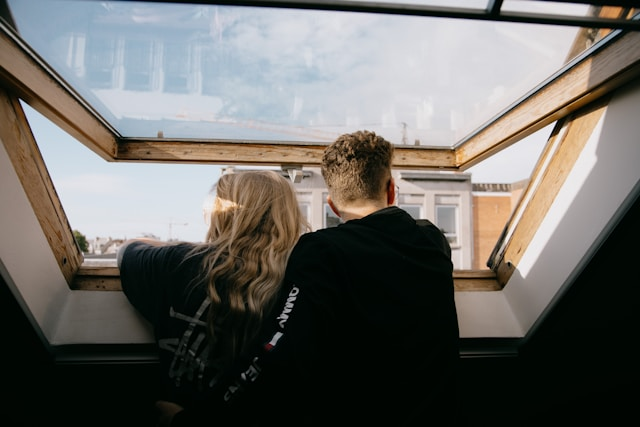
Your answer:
[435,204,459,246]
[124,39,155,91]
[163,40,191,94]
[400,204,422,220]
[85,36,116,89]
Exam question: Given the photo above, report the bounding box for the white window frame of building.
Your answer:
[85,35,117,89]
[162,39,193,94]
[124,38,156,91]
[435,200,459,247]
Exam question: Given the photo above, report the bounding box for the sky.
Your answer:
[25,102,548,243]
[27,104,221,243]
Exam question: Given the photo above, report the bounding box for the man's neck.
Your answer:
[338,202,389,222]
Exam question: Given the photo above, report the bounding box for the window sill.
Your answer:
[72,265,502,292]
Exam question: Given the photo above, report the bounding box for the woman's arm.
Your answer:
[117,238,170,269]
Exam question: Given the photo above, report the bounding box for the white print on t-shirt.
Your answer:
[224,285,300,402]
[224,356,261,402]
[276,285,299,328]
[158,298,212,390]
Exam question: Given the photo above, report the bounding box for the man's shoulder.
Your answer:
[290,228,346,258]
[297,226,346,243]
[415,218,437,229]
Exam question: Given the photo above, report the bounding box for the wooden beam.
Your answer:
[116,139,457,169]
[452,269,503,292]
[72,266,122,292]
[0,88,81,284]
[72,265,500,292]
[492,98,609,287]
[0,21,118,161]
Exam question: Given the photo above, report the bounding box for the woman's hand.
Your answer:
[155,400,184,427]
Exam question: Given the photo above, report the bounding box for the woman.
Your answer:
[117,170,310,409]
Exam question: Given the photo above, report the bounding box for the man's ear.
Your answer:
[327,195,341,218]
[387,177,396,206]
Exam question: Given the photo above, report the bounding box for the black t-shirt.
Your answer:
[173,206,461,426]
[119,241,221,407]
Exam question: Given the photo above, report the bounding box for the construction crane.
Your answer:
[168,219,188,241]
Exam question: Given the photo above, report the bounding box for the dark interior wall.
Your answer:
[0,276,161,426]
[514,191,640,426]
[2,193,638,426]
[456,192,640,427]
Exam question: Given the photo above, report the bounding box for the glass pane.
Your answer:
[436,205,458,245]
[400,205,422,219]
[436,205,456,233]
[502,1,590,16]
[8,0,586,147]
[348,0,487,8]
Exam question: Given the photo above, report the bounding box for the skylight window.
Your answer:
[7,0,586,145]
[2,0,638,286]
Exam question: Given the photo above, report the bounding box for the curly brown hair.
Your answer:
[321,130,394,209]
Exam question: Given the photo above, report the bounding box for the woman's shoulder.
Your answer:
[119,239,200,268]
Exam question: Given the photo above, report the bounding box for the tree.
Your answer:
[73,230,89,253]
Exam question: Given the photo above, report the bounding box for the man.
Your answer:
[161,130,461,426]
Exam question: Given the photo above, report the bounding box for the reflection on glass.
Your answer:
[502,0,589,16]
[346,0,486,8]
[8,0,585,145]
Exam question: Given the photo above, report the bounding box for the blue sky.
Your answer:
[26,104,221,242]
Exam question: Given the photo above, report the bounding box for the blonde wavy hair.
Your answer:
[190,170,310,366]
